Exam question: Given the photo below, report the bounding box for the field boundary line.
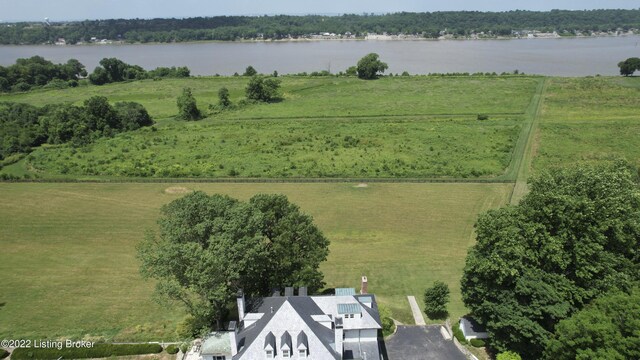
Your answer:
[1,177,516,184]
[224,112,525,122]
[509,78,548,204]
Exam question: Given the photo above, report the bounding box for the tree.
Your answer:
[243,65,257,76]
[618,57,640,76]
[88,66,109,85]
[356,53,388,79]
[245,75,281,102]
[114,102,154,131]
[137,192,330,330]
[461,162,640,359]
[176,87,201,120]
[544,287,640,360]
[423,281,450,319]
[218,87,231,108]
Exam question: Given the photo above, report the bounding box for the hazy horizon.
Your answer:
[1,0,638,22]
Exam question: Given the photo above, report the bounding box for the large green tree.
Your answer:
[618,57,640,76]
[137,192,330,330]
[461,162,640,359]
[356,53,388,79]
[544,287,640,360]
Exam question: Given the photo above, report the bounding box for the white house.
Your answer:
[459,316,489,341]
[226,276,383,359]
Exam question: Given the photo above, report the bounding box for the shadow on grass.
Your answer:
[425,310,449,321]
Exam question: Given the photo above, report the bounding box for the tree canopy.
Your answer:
[245,75,281,102]
[461,162,640,359]
[423,281,450,319]
[544,287,640,360]
[356,53,388,80]
[618,57,640,76]
[0,56,86,92]
[137,192,330,330]
[176,88,202,120]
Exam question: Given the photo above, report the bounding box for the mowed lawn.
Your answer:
[533,77,640,172]
[0,182,511,340]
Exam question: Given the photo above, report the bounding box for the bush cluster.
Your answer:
[452,322,467,344]
[0,349,9,359]
[11,343,162,360]
[165,344,180,354]
[0,56,86,93]
[470,338,486,347]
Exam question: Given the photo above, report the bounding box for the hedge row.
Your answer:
[11,343,162,359]
[470,338,486,347]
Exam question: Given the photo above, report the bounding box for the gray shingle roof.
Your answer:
[280,331,292,350]
[234,297,339,359]
[264,331,276,350]
[297,331,308,350]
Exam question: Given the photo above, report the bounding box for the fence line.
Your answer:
[1,177,515,184]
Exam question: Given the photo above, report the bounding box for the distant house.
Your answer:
[213,276,384,359]
[459,316,489,341]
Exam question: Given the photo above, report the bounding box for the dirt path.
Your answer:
[510,78,548,205]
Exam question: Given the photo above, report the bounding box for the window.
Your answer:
[282,349,290,358]
[299,349,307,358]
[266,350,274,358]
[214,357,226,360]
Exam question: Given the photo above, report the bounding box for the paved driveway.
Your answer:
[385,325,467,360]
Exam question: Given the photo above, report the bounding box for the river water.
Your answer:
[1,36,639,76]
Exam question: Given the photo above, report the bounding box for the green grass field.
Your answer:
[0,182,511,340]
[533,76,640,171]
[1,76,539,179]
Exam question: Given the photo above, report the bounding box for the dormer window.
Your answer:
[282,349,290,358]
[299,349,307,358]
[265,350,274,358]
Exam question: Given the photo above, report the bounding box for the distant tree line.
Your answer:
[1,9,639,44]
[89,57,190,85]
[0,56,191,92]
[0,56,87,92]
[0,97,153,160]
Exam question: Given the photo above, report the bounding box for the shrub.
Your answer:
[245,76,281,103]
[0,349,9,359]
[378,303,396,337]
[470,338,486,347]
[452,322,467,344]
[496,351,522,360]
[166,344,179,354]
[11,343,163,360]
[477,114,489,120]
[424,281,450,319]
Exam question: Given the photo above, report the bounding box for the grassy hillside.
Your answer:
[0,76,539,179]
[0,182,511,340]
[533,77,640,171]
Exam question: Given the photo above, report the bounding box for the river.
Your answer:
[1,36,639,76]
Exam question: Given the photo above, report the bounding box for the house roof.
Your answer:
[281,331,292,350]
[234,297,339,359]
[460,316,488,337]
[337,303,362,314]
[297,331,308,350]
[264,332,276,350]
[201,332,232,356]
[335,288,356,296]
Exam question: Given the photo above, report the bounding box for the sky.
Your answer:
[1,0,638,22]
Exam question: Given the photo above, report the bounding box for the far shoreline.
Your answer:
[2,32,639,47]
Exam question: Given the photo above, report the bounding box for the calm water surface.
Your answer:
[1,36,639,76]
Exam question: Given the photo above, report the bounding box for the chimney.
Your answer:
[335,317,344,357]
[360,276,368,294]
[237,290,245,321]
[298,287,308,297]
[229,321,238,356]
